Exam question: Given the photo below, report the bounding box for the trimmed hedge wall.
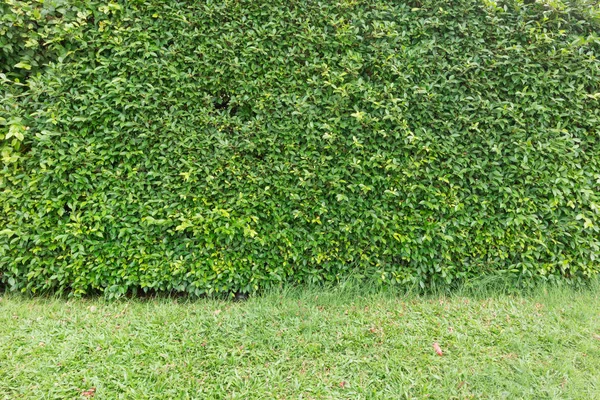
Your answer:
[1,0,600,296]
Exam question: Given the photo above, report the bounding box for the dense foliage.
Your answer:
[1,0,599,296]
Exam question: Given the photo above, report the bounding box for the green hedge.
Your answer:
[1,0,599,296]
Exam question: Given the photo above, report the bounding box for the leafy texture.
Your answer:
[1,0,600,296]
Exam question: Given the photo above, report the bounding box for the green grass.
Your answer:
[1,282,599,399]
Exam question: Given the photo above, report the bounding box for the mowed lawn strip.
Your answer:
[1,284,599,399]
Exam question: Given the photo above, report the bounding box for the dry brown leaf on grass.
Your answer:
[433,342,443,356]
[82,388,96,397]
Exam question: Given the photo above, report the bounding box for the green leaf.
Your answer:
[14,62,31,70]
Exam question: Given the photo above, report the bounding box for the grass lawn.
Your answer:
[1,282,599,399]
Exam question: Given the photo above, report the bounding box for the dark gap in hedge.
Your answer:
[213,93,231,111]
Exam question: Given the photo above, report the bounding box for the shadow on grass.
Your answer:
[1,271,598,305]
